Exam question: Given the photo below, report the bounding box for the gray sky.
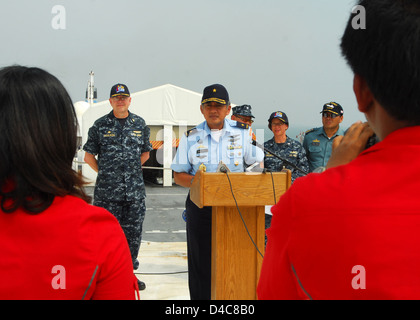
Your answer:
[0,0,361,137]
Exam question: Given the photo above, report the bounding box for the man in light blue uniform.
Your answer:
[171,84,263,300]
[172,120,260,175]
[303,102,345,172]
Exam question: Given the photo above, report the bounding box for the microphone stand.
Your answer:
[252,140,309,176]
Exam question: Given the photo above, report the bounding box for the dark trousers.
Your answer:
[265,213,273,247]
[185,193,212,300]
[94,198,146,270]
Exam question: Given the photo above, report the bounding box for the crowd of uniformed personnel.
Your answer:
[230,100,345,176]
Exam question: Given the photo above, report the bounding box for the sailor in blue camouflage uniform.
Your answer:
[303,102,345,172]
[264,111,309,183]
[83,83,152,291]
[264,111,309,243]
[171,84,264,300]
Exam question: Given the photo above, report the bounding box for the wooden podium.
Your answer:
[190,169,291,300]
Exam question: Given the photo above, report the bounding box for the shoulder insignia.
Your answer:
[235,122,249,130]
[186,127,198,137]
[305,128,315,134]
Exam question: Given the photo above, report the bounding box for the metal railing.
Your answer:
[72,159,172,171]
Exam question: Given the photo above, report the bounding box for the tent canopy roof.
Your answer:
[83,83,205,126]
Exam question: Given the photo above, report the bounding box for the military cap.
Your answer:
[110,83,130,97]
[320,102,344,115]
[268,111,289,125]
[232,105,255,118]
[201,84,230,105]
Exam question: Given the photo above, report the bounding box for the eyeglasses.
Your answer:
[271,121,286,127]
[322,112,339,119]
[235,115,254,124]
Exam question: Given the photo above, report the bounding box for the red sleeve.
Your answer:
[257,188,301,300]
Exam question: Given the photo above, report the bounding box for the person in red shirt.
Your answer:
[258,0,420,300]
[0,66,138,300]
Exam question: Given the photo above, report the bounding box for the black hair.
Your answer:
[341,0,420,124]
[0,65,90,214]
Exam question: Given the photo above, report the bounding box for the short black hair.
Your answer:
[0,66,90,214]
[341,0,420,124]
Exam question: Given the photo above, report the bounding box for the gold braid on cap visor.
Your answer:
[201,98,228,105]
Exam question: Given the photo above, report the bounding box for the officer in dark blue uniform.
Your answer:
[171,84,264,300]
[83,84,153,290]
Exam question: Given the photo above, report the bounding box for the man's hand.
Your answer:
[84,152,99,172]
[326,121,374,169]
[173,172,195,188]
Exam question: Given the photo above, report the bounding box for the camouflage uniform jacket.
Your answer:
[83,111,153,202]
[263,136,309,183]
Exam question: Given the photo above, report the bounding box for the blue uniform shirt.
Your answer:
[302,126,345,172]
[171,119,264,175]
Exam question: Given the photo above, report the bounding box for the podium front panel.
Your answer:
[211,205,265,300]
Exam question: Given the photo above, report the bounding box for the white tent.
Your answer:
[77,84,208,187]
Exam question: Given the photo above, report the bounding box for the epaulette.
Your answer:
[185,127,198,137]
[235,122,249,130]
[305,128,315,134]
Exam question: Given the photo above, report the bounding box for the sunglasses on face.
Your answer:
[236,115,254,124]
[322,112,339,119]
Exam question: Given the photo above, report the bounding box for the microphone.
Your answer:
[251,139,308,176]
[217,161,230,173]
[220,166,228,173]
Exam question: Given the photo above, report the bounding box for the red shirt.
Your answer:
[258,126,420,300]
[0,195,137,300]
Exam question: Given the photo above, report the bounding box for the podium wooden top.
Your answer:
[190,170,291,208]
